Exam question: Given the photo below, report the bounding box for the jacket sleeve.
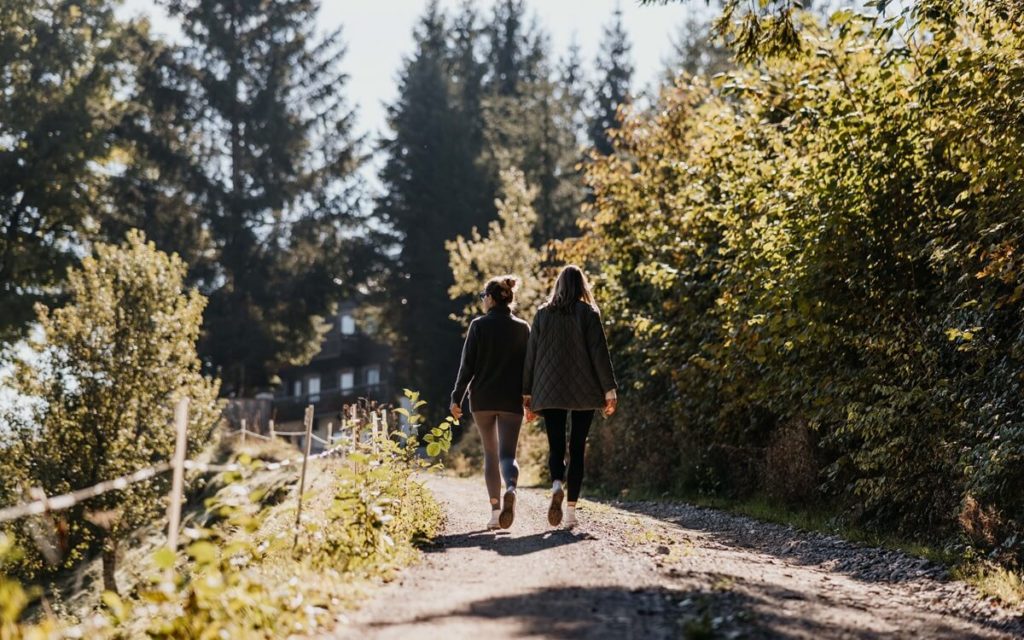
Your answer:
[451,321,478,407]
[585,308,618,393]
[522,312,540,395]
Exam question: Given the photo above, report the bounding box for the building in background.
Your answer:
[271,301,392,445]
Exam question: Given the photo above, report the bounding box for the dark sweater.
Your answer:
[451,307,531,415]
[523,301,617,411]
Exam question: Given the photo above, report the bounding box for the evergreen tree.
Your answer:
[448,3,489,184]
[376,2,491,412]
[484,0,542,98]
[116,0,368,395]
[480,1,584,240]
[557,39,589,149]
[105,24,215,287]
[663,14,733,83]
[0,0,127,343]
[589,6,634,156]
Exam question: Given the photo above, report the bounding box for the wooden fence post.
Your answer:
[240,418,247,444]
[326,421,333,449]
[293,405,315,548]
[269,419,275,440]
[371,411,380,453]
[351,404,359,449]
[350,404,360,471]
[379,408,388,438]
[166,398,189,561]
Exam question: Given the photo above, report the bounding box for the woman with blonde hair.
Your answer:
[523,265,617,529]
[451,275,531,529]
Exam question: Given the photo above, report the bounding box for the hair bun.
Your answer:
[503,277,518,290]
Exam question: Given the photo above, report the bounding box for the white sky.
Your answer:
[117,0,703,148]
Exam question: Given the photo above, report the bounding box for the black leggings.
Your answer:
[541,409,595,502]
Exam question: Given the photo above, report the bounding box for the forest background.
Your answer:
[3,0,1024,590]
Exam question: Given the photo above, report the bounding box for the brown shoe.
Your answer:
[548,487,564,526]
[499,488,516,529]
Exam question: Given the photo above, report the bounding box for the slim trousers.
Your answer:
[541,409,595,502]
[472,411,522,503]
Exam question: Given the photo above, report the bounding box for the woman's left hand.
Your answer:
[523,395,537,421]
[603,389,618,417]
[450,403,463,420]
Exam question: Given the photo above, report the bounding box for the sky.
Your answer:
[117,0,704,149]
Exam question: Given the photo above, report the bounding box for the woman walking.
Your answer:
[523,265,617,529]
[450,275,531,530]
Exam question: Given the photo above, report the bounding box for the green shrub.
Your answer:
[0,230,221,591]
[119,404,450,638]
[1,533,60,639]
[573,2,1024,565]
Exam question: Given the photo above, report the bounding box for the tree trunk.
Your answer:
[101,536,119,595]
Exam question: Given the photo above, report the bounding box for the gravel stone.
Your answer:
[334,475,1024,639]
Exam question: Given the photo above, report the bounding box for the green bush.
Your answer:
[574,3,1024,565]
[0,230,221,591]
[104,399,450,639]
[1,533,61,639]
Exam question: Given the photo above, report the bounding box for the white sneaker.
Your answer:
[487,509,501,530]
[563,507,578,529]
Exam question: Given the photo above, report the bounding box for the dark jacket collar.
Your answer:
[487,306,512,317]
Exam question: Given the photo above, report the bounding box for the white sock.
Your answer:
[552,480,563,492]
[566,504,576,517]
[491,508,501,515]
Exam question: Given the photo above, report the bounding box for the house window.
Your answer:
[340,313,355,335]
[293,380,302,397]
[340,370,354,391]
[365,365,380,387]
[308,375,321,402]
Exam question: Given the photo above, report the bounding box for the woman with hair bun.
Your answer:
[450,275,531,530]
[523,265,618,530]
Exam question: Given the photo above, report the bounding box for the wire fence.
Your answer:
[0,399,398,558]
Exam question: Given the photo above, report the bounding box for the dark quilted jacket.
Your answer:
[523,301,617,411]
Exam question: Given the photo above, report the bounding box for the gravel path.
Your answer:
[335,475,1024,639]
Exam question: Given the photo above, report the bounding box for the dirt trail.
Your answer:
[335,475,1024,639]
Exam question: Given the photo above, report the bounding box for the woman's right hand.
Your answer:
[603,389,618,417]
[450,403,463,420]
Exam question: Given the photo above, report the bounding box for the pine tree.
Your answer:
[117,0,368,395]
[663,14,733,83]
[105,25,215,287]
[0,0,127,343]
[589,6,634,156]
[480,0,584,240]
[558,39,589,149]
[376,2,491,413]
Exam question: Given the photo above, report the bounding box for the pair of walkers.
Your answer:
[449,265,618,531]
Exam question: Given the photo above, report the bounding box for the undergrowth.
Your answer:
[1,390,454,638]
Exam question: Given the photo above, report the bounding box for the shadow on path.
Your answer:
[423,528,595,557]
[368,584,990,640]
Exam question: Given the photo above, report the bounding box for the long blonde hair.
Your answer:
[545,265,597,314]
